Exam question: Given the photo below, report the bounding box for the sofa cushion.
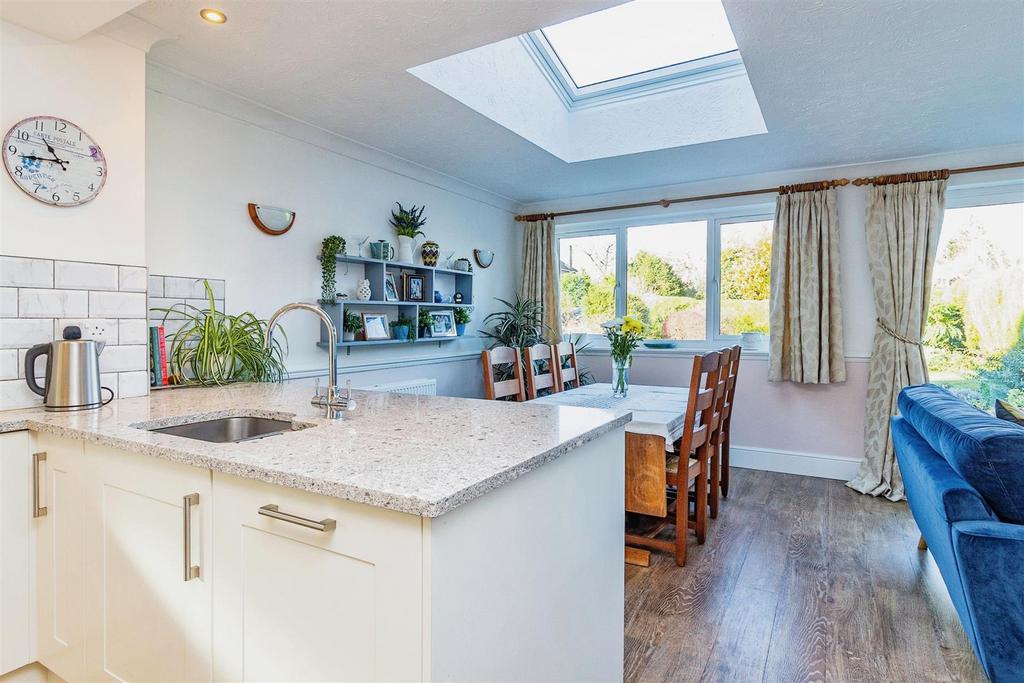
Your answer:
[899,384,1024,524]
[996,399,1024,427]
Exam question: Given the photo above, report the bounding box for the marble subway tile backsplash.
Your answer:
[0,255,150,410]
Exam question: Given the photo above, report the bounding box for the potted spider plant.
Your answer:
[150,280,287,386]
[389,202,426,264]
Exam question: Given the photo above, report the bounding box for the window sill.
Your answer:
[576,343,770,361]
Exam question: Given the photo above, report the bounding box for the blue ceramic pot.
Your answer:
[392,325,410,341]
[456,323,466,336]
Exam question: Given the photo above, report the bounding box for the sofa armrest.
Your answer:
[952,521,1024,682]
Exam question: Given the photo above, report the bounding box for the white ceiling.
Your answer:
[130,0,1024,204]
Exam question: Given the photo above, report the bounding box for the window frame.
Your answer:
[556,202,775,349]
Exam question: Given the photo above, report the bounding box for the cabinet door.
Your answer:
[81,443,212,683]
[33,432,86,683]
[0,431,34,675]
[212,472,423,682]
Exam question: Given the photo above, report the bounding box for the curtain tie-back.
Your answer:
[877,317,921,346]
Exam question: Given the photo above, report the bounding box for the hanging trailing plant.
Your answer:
[319,235,346,303]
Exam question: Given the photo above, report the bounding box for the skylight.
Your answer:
[540,0,739,88]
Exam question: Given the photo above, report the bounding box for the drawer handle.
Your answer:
[183,493,200,581]
[258,504,336,532]
[32,452,47,518]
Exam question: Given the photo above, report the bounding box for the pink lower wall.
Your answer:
[580,352,869,462]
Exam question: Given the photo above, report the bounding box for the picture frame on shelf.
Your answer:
[384,273,400,302]
[428,309,457,338]
[361,312,391,341]
[404,273,425,301]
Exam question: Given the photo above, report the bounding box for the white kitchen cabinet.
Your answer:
[81,442,212,683]
[31,432,85,683]
[0,431,34,676]
[210,472,423,682]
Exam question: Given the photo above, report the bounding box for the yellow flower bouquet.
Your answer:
[602,317,644,397]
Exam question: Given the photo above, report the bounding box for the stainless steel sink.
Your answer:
[147,416,300,443]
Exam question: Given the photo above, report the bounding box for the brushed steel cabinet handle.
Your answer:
[32,452,47,518]
[258,504,336,532]
[183,493,200,581]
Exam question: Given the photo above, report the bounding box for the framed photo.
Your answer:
[384,273,399,302]
[361,312,390,341]
[404,273,425,302]
[428,309,457,338]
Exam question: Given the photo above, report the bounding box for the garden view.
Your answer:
[559,220,772,340]
[925,202,1024,410]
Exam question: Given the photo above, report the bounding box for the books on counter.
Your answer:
[149,325,169,386]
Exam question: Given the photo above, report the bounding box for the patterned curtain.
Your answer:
[768,186,846,383]
[521,218,562,343]
[847,174,948,501]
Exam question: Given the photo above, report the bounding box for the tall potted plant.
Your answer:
[389,202,426,264]
[150,280,287,386]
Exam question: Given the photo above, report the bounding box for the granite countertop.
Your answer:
[0,381,631,517]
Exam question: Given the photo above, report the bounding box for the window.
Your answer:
[526,0,744,107]
[559,233,618,335]
[926,190,1024,411]
[627,222,706,340]
[540,0,738,88]
[558,209,773,346]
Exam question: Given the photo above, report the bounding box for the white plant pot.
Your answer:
[396,236,416,264]
[343,331,355,342]
[741,332,767,349]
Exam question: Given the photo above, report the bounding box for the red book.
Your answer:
[157,326,170,385]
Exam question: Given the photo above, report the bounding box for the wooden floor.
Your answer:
[624,468,987,683]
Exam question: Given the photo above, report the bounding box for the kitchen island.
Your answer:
[0,381,629,683]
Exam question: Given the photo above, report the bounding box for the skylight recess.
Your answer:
[541,0,738,88]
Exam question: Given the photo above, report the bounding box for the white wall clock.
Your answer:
[3,116,107,207]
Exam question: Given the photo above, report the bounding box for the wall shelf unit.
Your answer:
[317,253,474,354]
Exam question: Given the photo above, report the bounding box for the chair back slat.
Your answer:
[524,343,560,400]
[552,341,581,390]
[481,347,525,401]
[675,351,721,457]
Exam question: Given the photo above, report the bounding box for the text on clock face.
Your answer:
[3,116,106,207]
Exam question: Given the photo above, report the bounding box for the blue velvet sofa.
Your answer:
[892,384,1024,682]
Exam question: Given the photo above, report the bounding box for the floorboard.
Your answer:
[624,468,988,683]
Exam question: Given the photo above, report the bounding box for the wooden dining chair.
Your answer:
[625,351,722,566]
[552,341,580,391]
[703,346,733,520]
[523,343,561,400]
[481,346,525,401]
[719,345,742,499]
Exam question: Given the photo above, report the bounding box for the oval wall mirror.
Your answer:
[248,203,296,236]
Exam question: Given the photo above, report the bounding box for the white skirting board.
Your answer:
[729,445,862,481]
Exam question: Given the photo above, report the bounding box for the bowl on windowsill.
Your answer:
[642,340,679,349]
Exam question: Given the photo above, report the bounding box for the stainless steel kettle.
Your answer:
[25,326,113,411]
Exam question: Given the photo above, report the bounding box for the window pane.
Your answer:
[541,0,738,87]
[626,222,707,340]
[559,234,617,335]
[927,202,1024,412]
[719,220,772,336]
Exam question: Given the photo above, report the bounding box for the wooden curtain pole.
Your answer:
[514,160,1024,223]
[851,160,1024,186]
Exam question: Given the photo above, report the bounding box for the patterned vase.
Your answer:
[355,279,372,300]
[421,240,440,267]
[612,356,631,398]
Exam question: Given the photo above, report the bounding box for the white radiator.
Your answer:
[358,378,437,396]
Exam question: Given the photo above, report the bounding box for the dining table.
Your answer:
[532,382,691,566]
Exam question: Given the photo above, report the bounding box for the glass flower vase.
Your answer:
[612,356,631,398]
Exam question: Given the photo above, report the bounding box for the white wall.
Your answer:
[0,21,147,265]
[145,65,521,394]
[522,143,1024,477]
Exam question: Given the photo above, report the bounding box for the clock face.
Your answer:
[3,116,107,207]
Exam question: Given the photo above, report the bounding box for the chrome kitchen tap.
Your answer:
[265,302,355,419]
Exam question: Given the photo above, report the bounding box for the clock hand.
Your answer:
[35,136,68,169]
[20,153,69,170]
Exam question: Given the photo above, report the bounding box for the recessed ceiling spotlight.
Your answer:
[199,8,227,24]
